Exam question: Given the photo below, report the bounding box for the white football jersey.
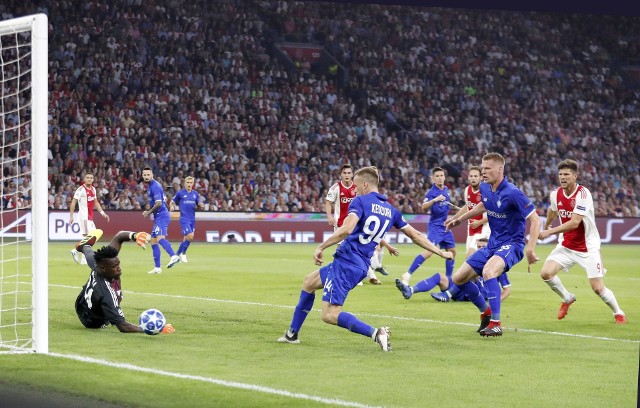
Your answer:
[73,185,97,221]
[549,184,600,253]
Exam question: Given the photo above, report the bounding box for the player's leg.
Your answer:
[177,222,194,263]
[80,221,97,264]
[402,250,434,285]
[455,251,492,332]
[442,232,457,278]
[373,244,388,275]
[278,268,324,344]
[148,225,164,274]
[590,278,626,323]
[153,215,179,268]
[478,245,523,337]
[582,252,626,323]
[430,276,464,302]
[540,247,576,319]
[395,273,447,300]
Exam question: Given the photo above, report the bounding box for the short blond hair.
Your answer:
[354,166,380,186]
[185,176,195,182]
[482,152,505,166]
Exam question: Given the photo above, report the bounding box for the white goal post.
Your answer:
[0,13,48,353]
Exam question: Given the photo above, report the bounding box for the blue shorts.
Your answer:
[427,229,456,249]
[319,259,367,306]
[466,244,524,276]
[151,212,171,238]
[180,220,195,236]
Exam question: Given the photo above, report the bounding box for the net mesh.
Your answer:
[0,21,35,352]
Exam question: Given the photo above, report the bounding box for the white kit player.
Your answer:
[69,172,110,264]
[325,164,392,284]
[538,159,626,324]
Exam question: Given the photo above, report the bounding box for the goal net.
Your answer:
[0,14,48,353]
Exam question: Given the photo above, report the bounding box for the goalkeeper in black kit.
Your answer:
[74,229,176,334]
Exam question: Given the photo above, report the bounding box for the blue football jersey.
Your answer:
[334,192,407,271]
[479,177,535,250]
[172,189,199,223]
[147,179,169,216]
[424,184,451,231]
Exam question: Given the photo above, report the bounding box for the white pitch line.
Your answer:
[47,352,381,408]
[52,284,639,344]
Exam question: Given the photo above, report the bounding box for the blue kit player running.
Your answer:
[445,153,540,337]
[142,167,180,274]
[402,167,456,285]
[170,176,203,263]
[277,166,453,351]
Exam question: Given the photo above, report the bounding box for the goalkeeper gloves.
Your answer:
[161,323,175,334]
[133,232,151,250]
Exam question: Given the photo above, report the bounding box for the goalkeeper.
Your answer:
[74,230,175,334]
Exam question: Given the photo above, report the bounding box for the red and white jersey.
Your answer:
[325,181,356,227]
[465,185,489,236]
[550,184,600,253]
[73,184,97,220]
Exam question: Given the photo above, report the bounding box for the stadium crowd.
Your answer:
[1,0,638,217]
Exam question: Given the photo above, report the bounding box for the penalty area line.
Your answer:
[48,352,381,408]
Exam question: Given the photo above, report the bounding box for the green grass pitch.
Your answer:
[0,242,638,407]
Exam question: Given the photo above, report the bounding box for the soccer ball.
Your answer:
[139,308,166,335]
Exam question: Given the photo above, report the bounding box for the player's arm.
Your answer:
[314,212,357,265]
[501,285,511,301]
[445,202,485,230]
[379,238,399,256]
[115,321,144,333]
[401,225,453,259]
[539,211,583,240]
[324,200,336,227]
[143,200,163,217]
[69,198,78,223]
[94,200,110,222]
[107,230,151,252]
[543,207,558,230]
[525,210,542,270]
[421,194,444,212]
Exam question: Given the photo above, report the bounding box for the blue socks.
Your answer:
[408,254,425,274]
[158,238,176,256]
[152,244,160,268]
[459,281,488,312]
[484,278,501,321]
[337,312,375,337]
[177,240,191,255]
[445,258,454,278]
[290,291,315,333]
[414,273,442,293]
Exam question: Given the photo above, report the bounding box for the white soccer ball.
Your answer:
[139,308,166,335]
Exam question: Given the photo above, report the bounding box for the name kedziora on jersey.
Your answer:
[371,203,392,218]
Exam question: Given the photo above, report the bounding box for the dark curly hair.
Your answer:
[93,245,118,263]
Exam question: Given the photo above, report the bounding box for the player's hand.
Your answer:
[103,213,111,222]
[134,232,151,250]
[526,250,540,273]
[313,247,324,266]
[435,194,446,202]
[142,210,149,218]
[470,219,483,229]
[161,323,175,334]
[538,230,550,240]
[440,251,454,260]
[387,246,400,256]
[444,218,460,232]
